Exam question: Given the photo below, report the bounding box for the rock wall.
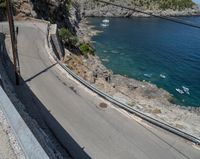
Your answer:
[0,0,80,32]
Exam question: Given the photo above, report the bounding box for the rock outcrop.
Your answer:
[0,0,81,32]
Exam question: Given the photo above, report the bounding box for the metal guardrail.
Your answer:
[49,50,200,145]
[47,20,200,145]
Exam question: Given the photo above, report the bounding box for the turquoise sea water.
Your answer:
[88,17,200,107]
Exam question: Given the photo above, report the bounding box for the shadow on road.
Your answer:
[25,63,57,82]
[0,35,91,159]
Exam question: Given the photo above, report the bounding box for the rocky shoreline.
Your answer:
[63,18,200,138]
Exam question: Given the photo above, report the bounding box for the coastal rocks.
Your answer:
[64,52,112,84]
[85,55,112,82]
[111,74,171,102]
[77,19,102,42]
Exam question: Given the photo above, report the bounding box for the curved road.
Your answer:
[1,21,200,159]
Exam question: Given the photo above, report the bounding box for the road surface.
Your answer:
[1,21,200,159]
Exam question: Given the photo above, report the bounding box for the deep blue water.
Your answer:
[88,17,200,107]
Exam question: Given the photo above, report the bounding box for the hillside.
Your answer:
[1,0,200,21]
[77,0,200,17]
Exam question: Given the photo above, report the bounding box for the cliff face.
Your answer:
[0,0,80,30]
[77,0,200,17]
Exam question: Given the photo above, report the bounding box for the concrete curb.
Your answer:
[0,87,49,159]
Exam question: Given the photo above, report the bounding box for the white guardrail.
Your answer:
[49,26,200,145]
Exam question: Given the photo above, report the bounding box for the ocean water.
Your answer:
[88,17,200,107]
[193,0,200,4]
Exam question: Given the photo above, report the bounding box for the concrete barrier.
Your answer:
[0,87,49,159]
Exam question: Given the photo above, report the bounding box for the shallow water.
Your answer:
[88,17,200,107]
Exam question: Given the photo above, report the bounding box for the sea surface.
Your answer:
[88,16,200,107]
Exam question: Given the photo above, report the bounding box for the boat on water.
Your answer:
[144,73,152,78]
[160,74,166,79]
[176,88,184,94]
[101,19,110,27]
[102,19,109,23]
[182,86,190,95]
[101,23,109,27]
[102,58,109,62]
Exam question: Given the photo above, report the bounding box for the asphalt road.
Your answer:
[1,21,200,159]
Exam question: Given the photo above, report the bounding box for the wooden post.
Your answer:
[6,0,20,85]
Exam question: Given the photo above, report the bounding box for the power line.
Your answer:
[95,0,200,29]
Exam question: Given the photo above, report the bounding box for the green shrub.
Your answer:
[66,0,72,15]
[58,27,78,48]
[158,0,195,10]
[70,36,78,46]
[79,43,95,56]
[58,27,73,40]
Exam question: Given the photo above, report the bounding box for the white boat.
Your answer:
[144,74,152,78]
[101,23,109,27]
[102,19,109,23]
[182,86,190,95]
[160,74,166,79]
[176,88,184,94]
[102,58,109,62]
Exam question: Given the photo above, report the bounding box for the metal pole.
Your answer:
[6,0,20,85]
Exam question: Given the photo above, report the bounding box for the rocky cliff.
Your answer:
[77,0,200,17]
[0,0,81,32]
[1,0,200,23]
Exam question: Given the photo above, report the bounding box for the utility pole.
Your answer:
[6,0,20,85]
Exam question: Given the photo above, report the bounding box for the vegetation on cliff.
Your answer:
[131,0,195,10]
[78,0,198,17]
[153,0,195,10]
[0,0,5,9]
[58,27,94,56]
[94,0,195,10]
[59,27,78,46]
[79,43,95,56]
